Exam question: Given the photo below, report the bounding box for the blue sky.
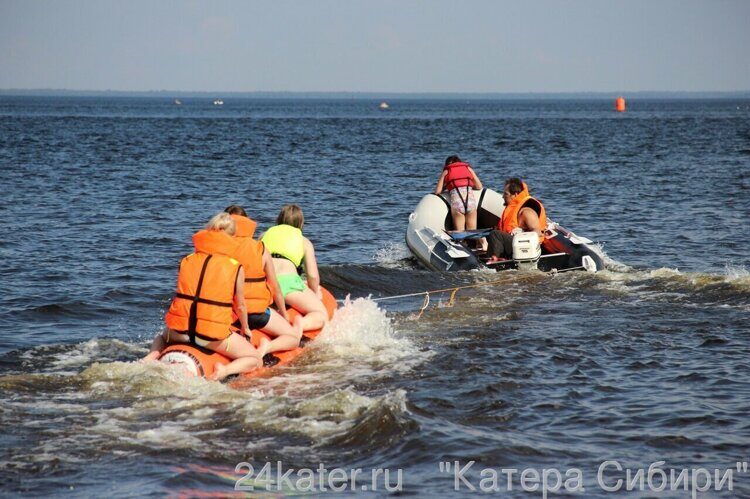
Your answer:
[1,0,748,92]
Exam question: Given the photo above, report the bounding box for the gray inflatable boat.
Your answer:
[405,187,604,273]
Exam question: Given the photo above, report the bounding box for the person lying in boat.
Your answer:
[434,155,483,232]
[486,177,547,261]
[261,204,328,332]
[223,205,303,356]
[142,212,263,380]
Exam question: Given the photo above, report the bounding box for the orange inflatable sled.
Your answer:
[158,287,337,379]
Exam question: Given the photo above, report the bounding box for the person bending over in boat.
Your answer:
[434,155,483,232]
[224,205,303,357]
[261,204,328,332]
[486,177,547,261]
[142,212,262,380]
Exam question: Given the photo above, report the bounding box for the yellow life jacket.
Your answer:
[261,224,305,268]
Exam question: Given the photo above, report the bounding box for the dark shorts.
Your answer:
[234,308,272,330]
[248,308,271,329]
[487,230,514,259]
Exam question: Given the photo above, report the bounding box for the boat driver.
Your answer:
[486,177,547,261]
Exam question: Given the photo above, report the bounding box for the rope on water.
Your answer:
[411,292,430,320]
[334,264,586,319]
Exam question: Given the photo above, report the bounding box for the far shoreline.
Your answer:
[1,89,749,100]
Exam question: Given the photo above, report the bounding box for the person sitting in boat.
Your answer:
[261,204,328,332]
[223,205,303,356]
[486,177,547,260]
[142,212,262,380]
[434,155,483,232]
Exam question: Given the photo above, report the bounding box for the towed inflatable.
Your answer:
[158,287,338,379]
[406,188,604,273]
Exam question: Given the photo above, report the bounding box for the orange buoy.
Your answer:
[615,96,626,112]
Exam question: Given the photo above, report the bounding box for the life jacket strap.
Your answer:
[244,276,266,283]
[187,255,212,345]
[174,293,233,307]
[271,253,304,275]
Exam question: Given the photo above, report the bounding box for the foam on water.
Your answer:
[0,353,416,464]
[315,297,423,368]
[16,338,145,375]
[724,262,750,282]
[0,310,421,459]
[589,264,750,312]
[372,241,412,265]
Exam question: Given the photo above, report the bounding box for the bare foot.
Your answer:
[209,363,228,381]
[140,351,161,363]
[257,337,271,359]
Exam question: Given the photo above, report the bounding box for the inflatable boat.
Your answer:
[406,188,604,273]
[158,287,338,379]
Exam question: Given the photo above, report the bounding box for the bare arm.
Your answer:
[302,238,321,298]
[468,167,483,190]
[518,208,542,236]
[262,248,288,321]
[234,267,250,336]
[434,170,447,195]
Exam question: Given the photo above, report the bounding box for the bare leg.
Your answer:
[211,357,260,381]
[209,332,262,380]
[451,209,466,231]
[141,330,167,362]
[465,209,478,231]
[260,310,302,354]
[284,288,328,331]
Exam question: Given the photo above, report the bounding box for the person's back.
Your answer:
[262,223,305,275]
[435,155,483,232]
[226,207,302,358]
[142,212,262,380]
[262,204,328,332]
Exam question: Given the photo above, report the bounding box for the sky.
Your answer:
[1,0,749,93]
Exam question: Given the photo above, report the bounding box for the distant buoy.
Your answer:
[174,99,182,105]
[615,96,626,112]
[379,102,389,110]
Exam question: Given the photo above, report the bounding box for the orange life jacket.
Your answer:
[499,183,547,241]
[233,238,273,314]
[165,230,241,342]
[230,214,257,240]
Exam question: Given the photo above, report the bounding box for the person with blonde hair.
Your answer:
[142,212,262,380]
[261,204,328,331]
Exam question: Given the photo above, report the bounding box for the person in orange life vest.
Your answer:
[142,212,262,380]
[223,205,302,357]
[224,204,258,238]
[262,204,328,332]
[434,155,483,232]
[486,177,548,260]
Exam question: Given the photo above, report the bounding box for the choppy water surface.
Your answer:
[0,97,749,497]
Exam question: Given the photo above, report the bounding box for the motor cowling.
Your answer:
[512,232,542,268]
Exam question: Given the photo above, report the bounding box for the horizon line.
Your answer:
[2,88,750,99]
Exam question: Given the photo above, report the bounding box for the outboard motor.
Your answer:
[512,232,542,270]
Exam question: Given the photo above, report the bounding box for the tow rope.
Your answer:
[335,265,585,318]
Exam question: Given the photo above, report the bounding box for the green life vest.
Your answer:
[261,224,304,268]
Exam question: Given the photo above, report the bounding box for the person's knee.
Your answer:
[315,310,329,324]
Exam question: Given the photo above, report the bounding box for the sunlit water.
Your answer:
[0,97,748,497]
